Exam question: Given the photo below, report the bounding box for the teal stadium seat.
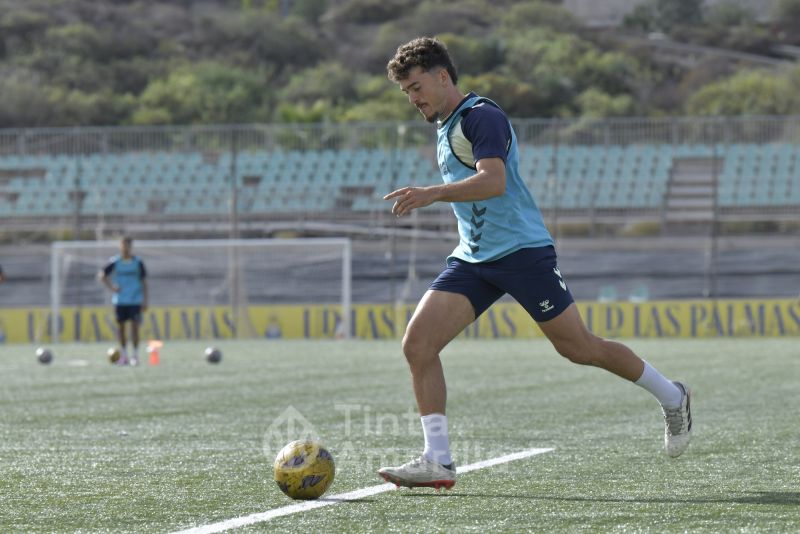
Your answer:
[2,143,798,218]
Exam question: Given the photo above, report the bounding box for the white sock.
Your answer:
[421,413,452,466]
[635,361,682,408]
[132,347,139,360]
[121,346,128,359]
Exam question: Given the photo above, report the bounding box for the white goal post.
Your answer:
[50,238,352,343]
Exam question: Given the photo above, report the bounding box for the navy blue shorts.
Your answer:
[115,305,142,324]
[429,246,574,322]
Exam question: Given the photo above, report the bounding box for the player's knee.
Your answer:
[400,332,422,361]
[555,345,590,365]
[401,331,434,368]
[553,338,599,366]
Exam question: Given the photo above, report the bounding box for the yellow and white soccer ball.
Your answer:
[273,439,335,500]
[107,347,121,364]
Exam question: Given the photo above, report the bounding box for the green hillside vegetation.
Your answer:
[1,0,799,127]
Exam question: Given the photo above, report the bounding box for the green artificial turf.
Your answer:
[1,338,798,533]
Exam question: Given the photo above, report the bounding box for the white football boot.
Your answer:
[663,381,692,458]
[378,456,456,490]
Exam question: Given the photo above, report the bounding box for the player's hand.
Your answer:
[383,186,437,217]
[141,302,148,313]
[112,285,120,293]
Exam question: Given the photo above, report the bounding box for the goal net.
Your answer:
[49,238,351,343]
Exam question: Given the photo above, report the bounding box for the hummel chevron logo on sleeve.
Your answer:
[470,216,484,228]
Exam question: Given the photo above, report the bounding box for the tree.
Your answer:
[290,0,329,23]
[437,33,503,77]
[623,3,658,32]
[773,0,800,42]
[680,1,766,53]
[706,1,754,28]
[47,87,135,126]
[193,9,324,69]
[575,88,636,118]
[132,62,272,125]
[502,28,589,89]
[321,0,410,25]
[685,68,800,116]
[500,28,637,116]
[42,23,109,62]
[0,68,54,127]
[656,0,704,30]
[575,50,640,96]
[274,100,329,123]
[0,9,52,53]
[461,73,543,118]
[499,1,580,33]
[278,62,360,106]
[338,75,417,121]
[623,0,704,33]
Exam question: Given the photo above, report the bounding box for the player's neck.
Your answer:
[439,89,467,124]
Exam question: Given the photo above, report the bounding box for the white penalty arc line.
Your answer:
[172,447,554,534]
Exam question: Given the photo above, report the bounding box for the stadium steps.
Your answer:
[662,157,720,231]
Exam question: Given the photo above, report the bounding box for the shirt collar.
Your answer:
[437,92,477,129]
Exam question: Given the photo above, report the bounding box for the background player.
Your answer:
[98,236,148,366]
[378,37,692,490]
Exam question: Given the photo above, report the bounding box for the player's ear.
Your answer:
[438,68,449,86]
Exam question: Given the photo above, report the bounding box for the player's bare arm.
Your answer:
[98,271,119,293]
[384,157,506,217]
[141,278,149,312]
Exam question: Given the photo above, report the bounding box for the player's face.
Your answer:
[120,239,132,257]
[399,67,447,123]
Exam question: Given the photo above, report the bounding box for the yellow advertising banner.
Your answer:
[0,299,798,344]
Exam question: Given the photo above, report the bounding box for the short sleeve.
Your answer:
[102,260,116,276]
[460,103,512,164]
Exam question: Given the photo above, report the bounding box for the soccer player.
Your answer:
[98,236,148,366]
[0,263,5,284]
[378,37,692,489]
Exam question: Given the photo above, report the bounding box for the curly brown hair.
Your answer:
[386,37,458,85]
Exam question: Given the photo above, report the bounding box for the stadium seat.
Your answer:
[1,142,799,218]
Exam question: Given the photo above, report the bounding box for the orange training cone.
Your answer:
[147,340,163,366]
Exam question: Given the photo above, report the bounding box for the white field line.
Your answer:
[171,447,554,534]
